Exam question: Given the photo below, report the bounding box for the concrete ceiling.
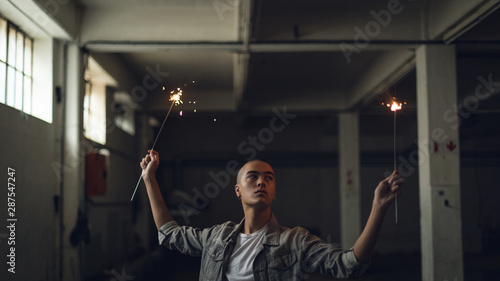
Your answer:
[77,0,500,116]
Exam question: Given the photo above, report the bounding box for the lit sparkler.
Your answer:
[385,97,404,224]
[130,88,184,201]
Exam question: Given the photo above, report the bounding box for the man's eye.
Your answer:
[266,176,274,181]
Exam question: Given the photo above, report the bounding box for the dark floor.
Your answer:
[85,249,500,281]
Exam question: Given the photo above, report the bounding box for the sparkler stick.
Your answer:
[130,89,183,201]
[394,108,398,224]
[388,99,402,224]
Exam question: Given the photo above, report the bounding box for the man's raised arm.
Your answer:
[353,170,403,263]
[140,150,173,229]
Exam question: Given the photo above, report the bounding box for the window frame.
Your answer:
[0,16,34,116]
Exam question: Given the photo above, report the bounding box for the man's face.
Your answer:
[235,160,276,209]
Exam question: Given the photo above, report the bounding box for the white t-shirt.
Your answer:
[226,225,267,281]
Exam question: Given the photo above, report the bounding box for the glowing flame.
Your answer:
[390,101,402,111]
[169,89,183,106]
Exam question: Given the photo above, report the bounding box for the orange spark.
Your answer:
[169,89,183,105]
[390,101,402,111]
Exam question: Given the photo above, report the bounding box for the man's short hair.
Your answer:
[236,159,271,184]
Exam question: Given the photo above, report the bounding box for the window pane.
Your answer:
[83,82,91,132]
[84,83,106,145]
[0,18,7,62]
[23,76,32,114]
[6,66,15,106]
[14,70,23,110]
[0,62,5,103]
[7,27,16,65]
[16,32,23,72]
[24,38,32,76]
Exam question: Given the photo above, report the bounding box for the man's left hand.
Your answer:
[373,170,403,211]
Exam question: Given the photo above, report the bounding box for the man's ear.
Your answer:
[235,184,240,197]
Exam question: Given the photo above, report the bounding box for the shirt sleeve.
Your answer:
[158,220,205,257]
[299,228,370,278]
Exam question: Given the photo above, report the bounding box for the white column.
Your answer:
[338,111,361,249]
[134,113,153,250]
[416,45,464,281]
[233,53,249,110]
[62,43,85,281]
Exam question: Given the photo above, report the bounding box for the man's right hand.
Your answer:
[140,150,173,228]
[140,150,159,179]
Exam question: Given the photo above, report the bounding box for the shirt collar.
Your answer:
[225,214,281,246]
[263,214,280,246]
[225,217,245,243]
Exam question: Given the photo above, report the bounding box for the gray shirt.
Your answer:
[158,214,369,280]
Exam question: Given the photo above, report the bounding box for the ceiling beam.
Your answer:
[428,0,500,42]
[233,0,255,110]
[347,50,415,109]
[233,53,250,110]
[83,40,451,53]
[0,0,75,39]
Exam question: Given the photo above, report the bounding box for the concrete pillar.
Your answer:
[62,43,85,281]
[416,45,464,281]
[134,113,153,250]
[338,111,361,248]
[233,53,250,110]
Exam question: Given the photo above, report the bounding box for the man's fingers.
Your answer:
[140,157,148,169]
[147,150,160,163]
[388,173,404,185]
[140,151,160,174]
[381,176,391,185]
[140,154,152,168]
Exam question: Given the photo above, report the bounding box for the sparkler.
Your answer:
[130,88,183,201]
[383,97,404,224]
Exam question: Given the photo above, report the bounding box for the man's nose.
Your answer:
[257,177,266,188]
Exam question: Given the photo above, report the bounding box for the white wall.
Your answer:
[0,39,59,280]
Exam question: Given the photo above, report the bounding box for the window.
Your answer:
[113,91,136,136]
[83,56,118,145]
[0,16,33,115]
[84,81,107,145]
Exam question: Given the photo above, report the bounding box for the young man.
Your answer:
[141,150,402,280]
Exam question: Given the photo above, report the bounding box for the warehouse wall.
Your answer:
[81,53,146,278]
[0,39,60,281]
[150,113,423,254]
[148,107,499,258]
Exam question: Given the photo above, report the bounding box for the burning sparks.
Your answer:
[169,88,184,106]
[382,98,406,111]
[389,101,402,111]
